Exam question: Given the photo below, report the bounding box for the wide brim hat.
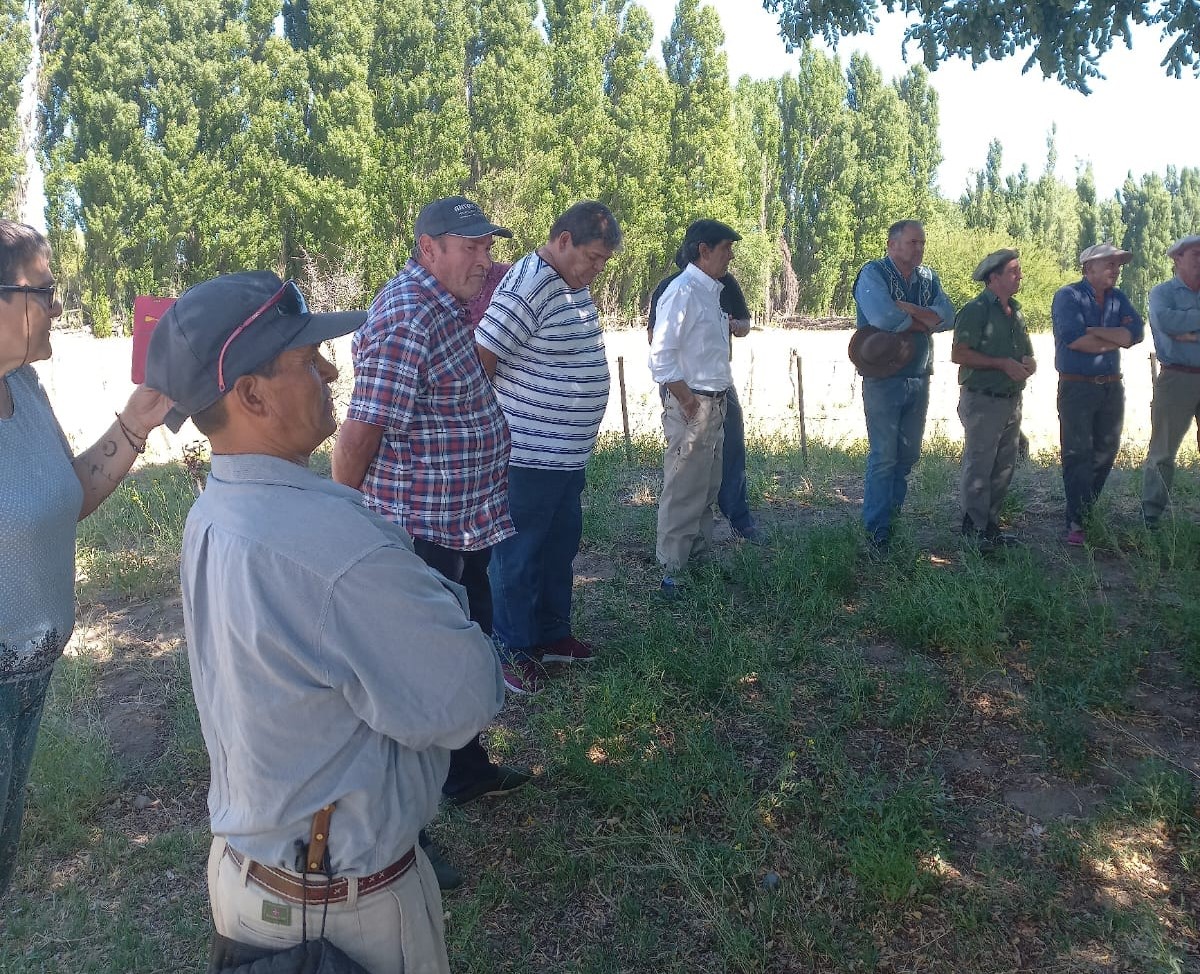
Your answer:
[848,326,916,379]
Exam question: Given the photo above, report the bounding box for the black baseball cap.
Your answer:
[145,271,366,433]
[683,219,742,249]
[414,196,513,243]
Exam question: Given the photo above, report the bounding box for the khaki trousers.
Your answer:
[656,392,726,573]
[207,836,450,974]
[958,388,1022,531]
[1141,368,1200,521]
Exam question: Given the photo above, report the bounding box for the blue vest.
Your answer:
[854,257,940,377]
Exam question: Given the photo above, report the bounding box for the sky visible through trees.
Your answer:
[0,0,1196,336]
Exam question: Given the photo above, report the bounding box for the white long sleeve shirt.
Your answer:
[648,263,734,393]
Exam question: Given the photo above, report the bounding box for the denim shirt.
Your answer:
[853,257,955,378]
[1147,275,1200,368]
[1052,278,1145,376]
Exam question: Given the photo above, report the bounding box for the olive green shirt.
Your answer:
[953,290,1033,395]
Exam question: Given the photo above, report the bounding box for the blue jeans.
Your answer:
[717,387,753,534]
[1,669,52,896]
[490,466,586,664]
[862,375,930,541]
[1058,378,1124,529]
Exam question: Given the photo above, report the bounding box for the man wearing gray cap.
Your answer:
[648,219,741,594]
[1051,243,1145,545]
[1141,234,1200,528]
[145,272,504,973]
[852,220,955,551]
[951,249,1036,550]
[332,196,529,887]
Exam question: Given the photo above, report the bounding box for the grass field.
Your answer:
[2,429,1198,973]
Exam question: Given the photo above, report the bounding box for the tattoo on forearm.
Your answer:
[102,438,117,457]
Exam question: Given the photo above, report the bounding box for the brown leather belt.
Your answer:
[224,843,415,905]
[1161,363,1200,375]
[1059,373,1122,384]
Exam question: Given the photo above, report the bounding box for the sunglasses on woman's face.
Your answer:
[0,283,57,307]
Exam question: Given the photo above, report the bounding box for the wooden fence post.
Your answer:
[796,352,808,465]
[618,356,632,462]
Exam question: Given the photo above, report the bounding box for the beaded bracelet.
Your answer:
[115,412,147,454]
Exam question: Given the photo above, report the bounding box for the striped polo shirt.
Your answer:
[476,253,610,470]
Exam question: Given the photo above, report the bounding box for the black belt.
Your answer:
[1060,373,1122,384]
[964,387,1019,399]
[1161,363,1200,375]
[689,388,727,399]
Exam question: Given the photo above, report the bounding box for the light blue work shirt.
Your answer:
[853,257,955,378]
[1148,275,1200,368]
[180,454,504,875]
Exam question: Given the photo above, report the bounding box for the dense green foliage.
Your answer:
[0,0,28,218]
[7,0,1197,332]
[762,0,1200,92]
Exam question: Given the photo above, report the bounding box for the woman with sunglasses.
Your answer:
[0,219,170,896]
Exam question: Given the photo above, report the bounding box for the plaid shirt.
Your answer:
[347,259,514,551]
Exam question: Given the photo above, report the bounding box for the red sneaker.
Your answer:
[502,660,545,695]
[541,635,596,664]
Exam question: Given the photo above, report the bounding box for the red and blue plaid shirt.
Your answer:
[347,259,514,551]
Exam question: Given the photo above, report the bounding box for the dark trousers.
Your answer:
[1057,379,1124,529]
[489,466,586,662]
[411,539,496,794]
[0,670,52,896]
[717,386,753,533]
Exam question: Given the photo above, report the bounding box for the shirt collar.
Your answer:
[981,288,1021,312]
[209,453,365,504]
[404,258,464,317]
[681,261,724,293]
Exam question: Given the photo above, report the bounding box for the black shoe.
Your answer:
[960,516,994,553]
[444,764,532,807]
[660,575,684,599]
[418,830,463,891]
[985,524,1021,548]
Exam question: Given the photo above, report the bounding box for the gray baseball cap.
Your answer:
[414,196,513,243]
[145,271,366,433]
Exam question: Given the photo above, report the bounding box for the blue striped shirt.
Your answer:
[475,253,610,470]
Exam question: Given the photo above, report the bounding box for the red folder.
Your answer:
[131,296,175,383]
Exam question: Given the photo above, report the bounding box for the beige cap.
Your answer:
[1079,242,1132,266]
[1167,234,1200,258]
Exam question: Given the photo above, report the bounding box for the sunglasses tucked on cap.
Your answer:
[144,271,366,433]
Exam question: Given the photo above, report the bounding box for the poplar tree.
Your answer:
[0,0,27,217]
[543,0,613,212]
[1119,173,1173,311]
[840,53,911,306]
[777,47,855,313]
[661,0,739,245]
[465,0,555,248]
[601,0,672,312]
[368,0,471,281]
[732,77,783,316]
[894,66,940,223]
